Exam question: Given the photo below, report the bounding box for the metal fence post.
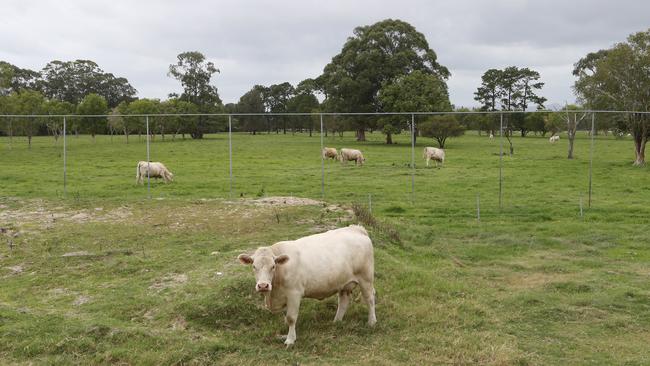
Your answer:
[229,114,233,199]
[588,112,595,208]
[63,116,67,197]
[320,114,325,200]
[411,114,415,203]
[146,115,150,199]
[499,113,503,209]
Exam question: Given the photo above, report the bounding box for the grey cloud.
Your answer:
[1,0,648,108]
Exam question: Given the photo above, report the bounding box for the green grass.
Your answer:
[1,130,649,365]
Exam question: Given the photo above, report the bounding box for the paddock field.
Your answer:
[1,130,649,365]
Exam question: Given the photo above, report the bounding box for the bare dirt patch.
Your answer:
[252,196,322,206]
[0,199,133,230]
[149,273,188,292]
[73,295,92,306]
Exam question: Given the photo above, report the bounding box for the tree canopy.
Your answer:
[318,19,450,140]
[573,28,650,165]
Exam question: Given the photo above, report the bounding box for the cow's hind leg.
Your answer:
[359,279,377,327]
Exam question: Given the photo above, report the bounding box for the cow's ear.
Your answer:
[238,254,254,265]
[274,254,290,265]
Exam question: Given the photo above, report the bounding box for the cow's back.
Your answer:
[273,225,373,299]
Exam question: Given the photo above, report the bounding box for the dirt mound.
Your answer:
[252,196,323,206]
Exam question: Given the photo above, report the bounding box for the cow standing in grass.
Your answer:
[135,161,174,184]
[423,147,445,167]
[238,225,376,347]
[339,148,365,166]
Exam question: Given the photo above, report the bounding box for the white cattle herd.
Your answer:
[238,225,376,347]
[322,146,444,168]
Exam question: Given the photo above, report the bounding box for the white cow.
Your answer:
[339,148,365,166]
[322,147,338,160]
[549,135,560,143]
[135,161,174,184]
[238,225,376,347]
[489,133,494,139]
[423,147,445,167]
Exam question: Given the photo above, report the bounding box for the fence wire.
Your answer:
[0,111,646,221]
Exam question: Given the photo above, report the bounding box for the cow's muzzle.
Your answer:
[256,282,271,292]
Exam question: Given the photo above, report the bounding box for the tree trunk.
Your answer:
[356,128,366,141]
[385,132,392,144]
[568,136,575,159]
[633,135,647,166]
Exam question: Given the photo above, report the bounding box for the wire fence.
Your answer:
[0,110,647,222]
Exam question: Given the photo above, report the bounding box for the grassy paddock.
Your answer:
[1,129,649,365]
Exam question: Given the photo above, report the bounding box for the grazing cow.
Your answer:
[339,148,365,166]
[238,225,376,347]
[322,147,338,160]
[549,135,560,143]
[135,161,174,184]
[423,147,445,167]
[489,133,494,139]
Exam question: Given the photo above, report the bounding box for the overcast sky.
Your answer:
[1,0,648,108]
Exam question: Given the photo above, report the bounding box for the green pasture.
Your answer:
[1,128,649,365]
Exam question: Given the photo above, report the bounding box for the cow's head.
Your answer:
[238,247,289,293]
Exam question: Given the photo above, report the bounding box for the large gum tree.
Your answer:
[318,19,450,141]
[573,29,650,165]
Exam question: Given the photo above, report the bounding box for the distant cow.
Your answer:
[489,133,494,139]
[238,225,376,347]
[339,148,365,166]
[135,161,173,184]
[423,147,445,167]
[322,147,338,160]
[549,135,560,143]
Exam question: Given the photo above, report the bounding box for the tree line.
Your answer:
[0,20,648,164]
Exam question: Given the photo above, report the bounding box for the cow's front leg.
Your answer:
[284,293,301,347]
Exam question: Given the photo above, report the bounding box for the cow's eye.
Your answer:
[272,265,276,270]
[252,265,257,270]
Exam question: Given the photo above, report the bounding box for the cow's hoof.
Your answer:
[284,339,295,348]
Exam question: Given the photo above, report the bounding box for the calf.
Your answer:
[339,148,365,166]
[423,147,445,167]
[322,147,338,160]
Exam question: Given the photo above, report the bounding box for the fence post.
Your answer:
[63,116,67,197]
[580,196,584,218]
[146,115,150,200]
[588,113,595,208]
[411,114,415,203]
[229,114,233,199]
[499,113,503,209]
[320,114,325,200]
